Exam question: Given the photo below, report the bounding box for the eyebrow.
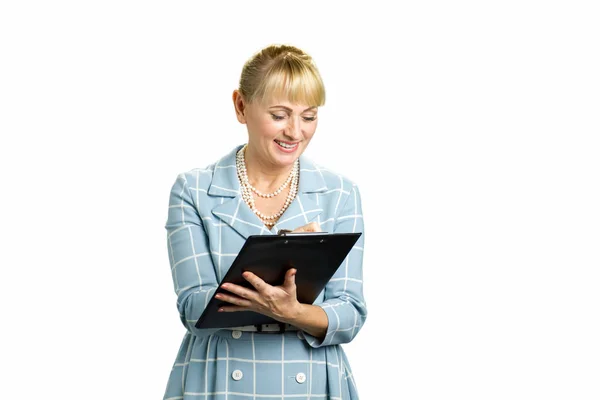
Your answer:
[269,105,317,112]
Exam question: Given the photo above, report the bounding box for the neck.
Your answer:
[244,144,296,192]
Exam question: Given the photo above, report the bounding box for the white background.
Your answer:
[1,1,599,399]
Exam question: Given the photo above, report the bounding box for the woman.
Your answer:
[163,44,367,399]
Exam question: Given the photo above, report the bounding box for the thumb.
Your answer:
[284,268,297,289]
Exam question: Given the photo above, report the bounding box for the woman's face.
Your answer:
[234,91,319,168]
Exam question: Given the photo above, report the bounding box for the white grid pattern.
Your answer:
[163,145,366,399]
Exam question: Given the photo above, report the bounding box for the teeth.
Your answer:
[276,140,297,149]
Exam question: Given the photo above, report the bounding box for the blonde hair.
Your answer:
[238,44,326,107]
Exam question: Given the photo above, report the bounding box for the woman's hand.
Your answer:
[291,221,322,233]
[216,222,322,321]
[215,268,301,321]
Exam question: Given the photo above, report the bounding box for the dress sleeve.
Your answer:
[303,183,367,348]
[165,173,220,338]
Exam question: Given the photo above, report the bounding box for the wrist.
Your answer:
[283,302,304,324]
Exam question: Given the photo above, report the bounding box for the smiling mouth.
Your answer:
[274,139,299,149]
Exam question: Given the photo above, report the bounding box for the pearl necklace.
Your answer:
[247,162,295,198]
[236,144,299,227]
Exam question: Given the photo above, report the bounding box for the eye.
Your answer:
[303,116,317,122]
[270,114,285,121]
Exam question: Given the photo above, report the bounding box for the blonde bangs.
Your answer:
[254,58,326,108]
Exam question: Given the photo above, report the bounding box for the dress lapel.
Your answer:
[272,155,327,233]
[209,144,328,239]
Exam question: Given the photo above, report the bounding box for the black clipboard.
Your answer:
[195,231,362,329]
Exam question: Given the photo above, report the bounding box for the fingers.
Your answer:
[215,291,252,308]
[241,271,269,294]
[292,222,321,233]
[218,305,246,312]
[220,282,258,301]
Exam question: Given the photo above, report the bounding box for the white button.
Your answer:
[297,331,304,340]
[232,369,243,381]
[295,372,306,384]
[231,330,242,339]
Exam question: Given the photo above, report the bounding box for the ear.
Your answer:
[232,90,247,124]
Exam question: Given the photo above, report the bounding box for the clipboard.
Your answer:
[195,231,362,329]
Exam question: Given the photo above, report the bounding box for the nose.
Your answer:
[286,116,302,140]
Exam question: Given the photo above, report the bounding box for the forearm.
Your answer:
[281,303,328,340]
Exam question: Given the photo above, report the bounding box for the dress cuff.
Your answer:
[301,304,336,348]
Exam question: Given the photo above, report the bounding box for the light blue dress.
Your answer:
[163,144,367,399]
